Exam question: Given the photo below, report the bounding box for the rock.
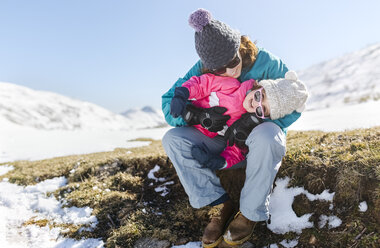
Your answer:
[241,241,255,248]
[133,237,171,248]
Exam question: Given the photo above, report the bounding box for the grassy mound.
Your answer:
[1,127,379,247]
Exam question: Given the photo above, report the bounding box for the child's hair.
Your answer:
[250,81,262,91]
[202,35,258,74]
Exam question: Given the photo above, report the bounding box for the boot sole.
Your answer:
[223,211,257,246]
[202,236,223,248]
[223,227,254,246]
[203,206,237,248]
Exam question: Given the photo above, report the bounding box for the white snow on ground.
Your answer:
[359,201,368,212]
[280,239,298,248]
[147,165,166,182]
[148,165,175,197]
[0,114,171,163]
[0,169,104,248]
[289,100,380,132]
[172,241,202,248]
[0,165,14,176]
[318,215,342,229]
[154,181,175,197]
[267,177,337,234]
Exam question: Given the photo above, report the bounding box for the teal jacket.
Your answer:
[161,48,301,134]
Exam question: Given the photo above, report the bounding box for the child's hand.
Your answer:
[224,113,263,148]
[199,106,230,132]
[170,87,190,118]
[191,145,226,170]
[182,105,231,131]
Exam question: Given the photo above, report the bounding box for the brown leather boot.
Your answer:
[223,211,256,246]
[202,199,235,248]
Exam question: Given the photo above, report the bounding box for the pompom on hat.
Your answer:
[258,71,309,120]
[188,8,241,70]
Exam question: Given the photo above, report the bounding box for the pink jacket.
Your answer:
[182,73,255,169]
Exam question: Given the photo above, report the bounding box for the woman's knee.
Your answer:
[245,122,286,155]
[162,128,177,146]
[162,127,200,153]
[162,128,185,151]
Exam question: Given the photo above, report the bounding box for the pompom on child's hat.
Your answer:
[258,71,309,120]
[188,8,241,70]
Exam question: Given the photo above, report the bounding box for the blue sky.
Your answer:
[1,0,379,113]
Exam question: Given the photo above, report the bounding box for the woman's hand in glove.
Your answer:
[191,145,226,170]
[170,87,190,118]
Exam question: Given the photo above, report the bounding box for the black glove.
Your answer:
[182,105,230,132]
[191,145,226,170]
[170,87,190,118]
[182,104,202,126]
[224,113,263,148]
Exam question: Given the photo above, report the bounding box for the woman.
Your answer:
[162,9,301,247]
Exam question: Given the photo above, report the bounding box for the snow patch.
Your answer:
[0,121,170,163]
[289,100,380,132]
[268,177,336,234]
[319,215,342,229]
[359,201,368,212]
[172,242,202,248]
[0,165,14,176]
[155,181,174,197]
[147,165,166,182]
[0,176,103,247]
[280,239,299,248]
[148,165,173,197]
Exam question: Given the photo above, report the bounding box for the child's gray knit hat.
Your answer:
[258,71,309,120]
[188,8,241,70]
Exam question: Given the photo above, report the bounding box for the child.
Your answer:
[170,70,308,169]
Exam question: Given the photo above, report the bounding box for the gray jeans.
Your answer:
[162,122,286,221]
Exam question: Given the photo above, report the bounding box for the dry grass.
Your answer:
[1,127,379,247]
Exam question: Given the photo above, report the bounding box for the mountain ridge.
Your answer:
[297,42,380,110]
[0,82,165,130]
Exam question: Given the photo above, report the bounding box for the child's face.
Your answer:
[243,87,271,118]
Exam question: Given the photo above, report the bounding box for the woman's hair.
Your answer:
[201,35,258,74]
[240,35,259,69]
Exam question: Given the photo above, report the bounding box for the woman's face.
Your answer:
[243,87,271,118]
[218,52,242,79]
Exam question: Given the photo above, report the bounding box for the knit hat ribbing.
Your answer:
[258,71,309,120]
[188,9,241,70]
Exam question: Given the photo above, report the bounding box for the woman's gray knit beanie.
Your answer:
[188,9,241,70]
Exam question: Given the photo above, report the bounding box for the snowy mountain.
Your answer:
[297,43,380,110]
[0,82,164,131]
[120,106,167,129]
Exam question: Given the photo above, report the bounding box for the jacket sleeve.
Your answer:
[264,51,289,79]
[161,61,203,126]
[265,110,301,131]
